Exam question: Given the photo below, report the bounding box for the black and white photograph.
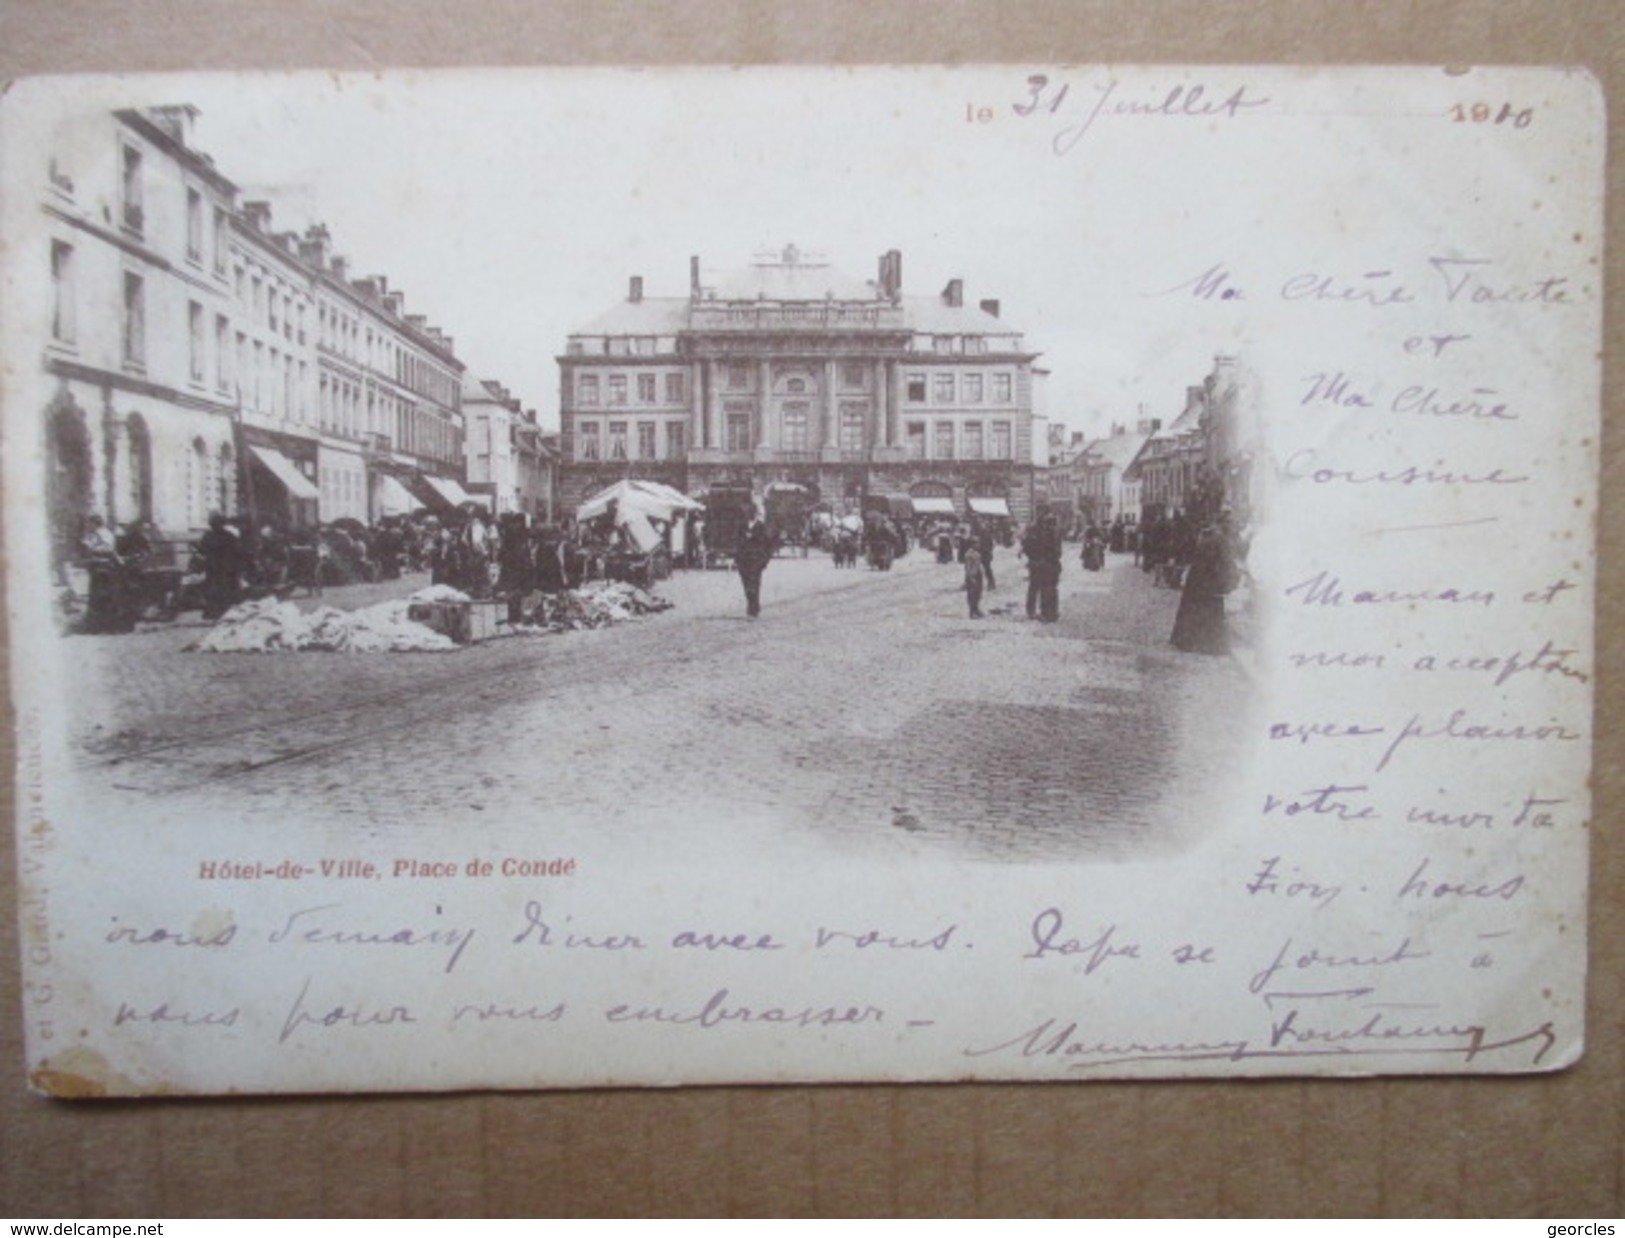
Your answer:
[2,66,1600,1095]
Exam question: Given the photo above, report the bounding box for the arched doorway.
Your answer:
[125,414,153,524]
[48,396,93,569]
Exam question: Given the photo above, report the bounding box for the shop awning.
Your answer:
[968,497,1011,518]
[249,445,319,501]
[424,475,488,509]
[375,473,418,517]
[911,496,958,517]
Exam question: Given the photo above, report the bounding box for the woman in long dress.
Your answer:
[1170,519,1236,654]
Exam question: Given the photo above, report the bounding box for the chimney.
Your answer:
[383,291,405,318]
[942,278,963,308]
[979,298,1001,318]
[299,223,331,269]
[146,104,199,145]
[629,275,644,303]
[242,200,272,232]
[406,313,428,333]
[878,249,902,302]
[690,255,701,299]
[330,255,349,281]
[354,277,383,301]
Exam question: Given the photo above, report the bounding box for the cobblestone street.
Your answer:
[64,545,1253,865]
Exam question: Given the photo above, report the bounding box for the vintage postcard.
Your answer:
[1,66,1602,1095]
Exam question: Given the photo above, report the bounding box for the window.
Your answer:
[577,422,600,460]
[188,301,205,382]
[121,272,144,366]
[935,422,956,459]
[964,336,989,354]
[578,374,600,406]
[638,373,657,404]
[608,375,628,406]
[664,372,685,403]
[963,421,984,460]
[268,289,279,334]
[906,373,926,403]
[781,402,810,450]
[252,276,263,324]
[637,422,657,459]
[667,421,686,460]
[633,337,656,356]
[934,373,955,404]
[214,315,230,392]
[608,421,629,460]
[992,373,1012,403]
[212,207,227,274]
[726,363,749,391]
[785,377,807,394]
[608,337,629,356]
[906,421,926,460]
[50,241,74,344]
[841,363,866,390]
[253,341,264,410]
[236,333,248,401]
[185,188,203,262]
[235,267,246,305]
[726,410,752,452]
[963,373,984,403]
[992,421,1012,460]
[120,145,143,232]
[839,402,866,451]
[933,335,954,355]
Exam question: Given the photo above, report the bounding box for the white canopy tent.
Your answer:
[577,479,704,524]
[968,497,1012,518]
[911,496,958,518]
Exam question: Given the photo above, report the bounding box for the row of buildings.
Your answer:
[30,104,1253,572]
[1048,355,1259,532]
[35,104,555,570]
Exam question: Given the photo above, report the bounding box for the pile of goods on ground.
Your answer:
[190,581,673,652]
[188,590,460,653]
[513,580,675,633]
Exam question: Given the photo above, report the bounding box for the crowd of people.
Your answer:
[69,495,1248,655]
[66,507,655,634]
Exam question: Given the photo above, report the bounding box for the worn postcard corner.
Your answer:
[1,65,1602,1095]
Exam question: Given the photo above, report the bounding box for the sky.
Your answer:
[29,67,1477,438]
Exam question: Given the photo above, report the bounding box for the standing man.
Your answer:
[975,519,996,591]
[964,541,985,619]
[735,518,774,619]
[1024,511,1063,623]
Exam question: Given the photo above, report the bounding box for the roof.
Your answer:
[900,295,1021,337]
[1085,430,1152,472]
[571,297,691,337]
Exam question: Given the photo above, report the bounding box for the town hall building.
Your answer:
[557,246,1045,522]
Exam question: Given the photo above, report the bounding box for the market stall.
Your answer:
[576,479,705,585]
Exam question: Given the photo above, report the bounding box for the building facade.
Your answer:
[33,105,480,571]
[558,247,1044,522]
[41,106,243,566]
[463,374,557,518]
[1123,355,1255,524]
